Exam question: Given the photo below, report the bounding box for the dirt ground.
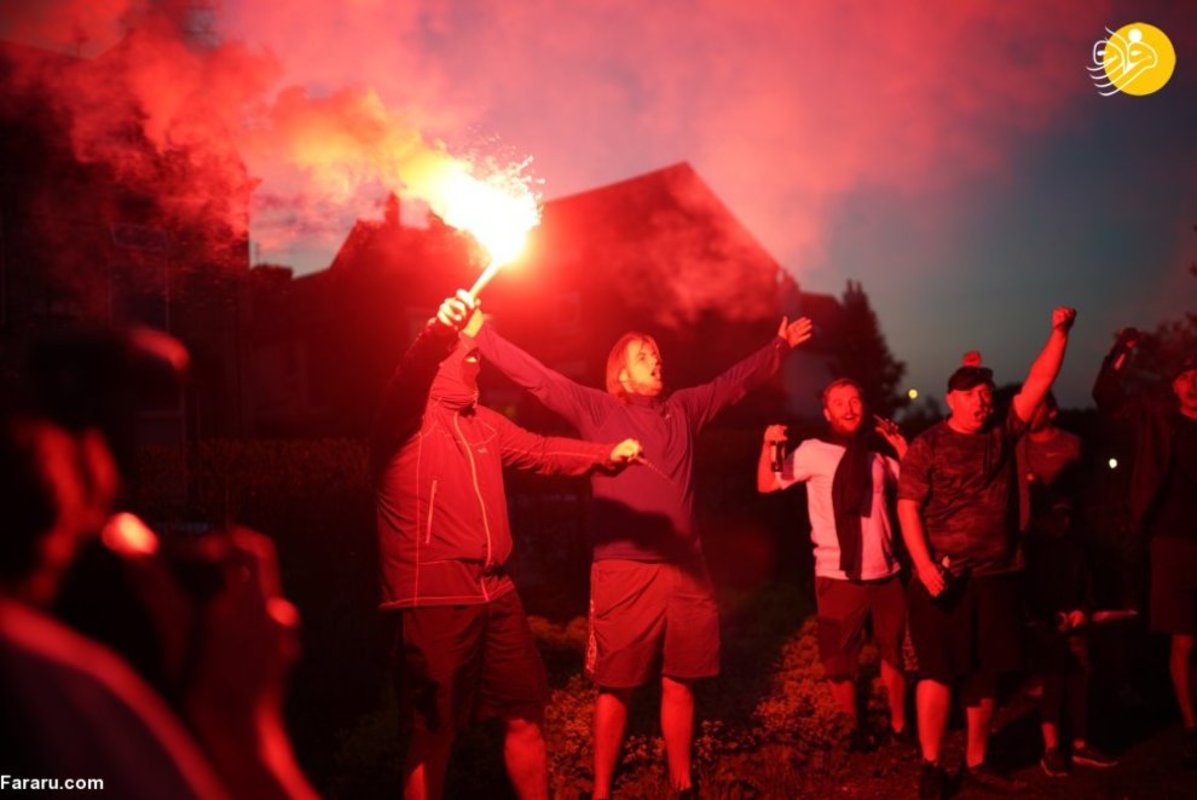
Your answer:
[790,691,1197,800]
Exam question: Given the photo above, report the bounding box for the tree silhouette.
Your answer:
[1115,232,1196,386]
[829,280,908,418]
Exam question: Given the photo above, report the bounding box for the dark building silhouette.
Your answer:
[246,163,840,437]
[2,38,851,444]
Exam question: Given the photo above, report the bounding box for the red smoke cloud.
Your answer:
[309,0,1115,270]
[0,0,138,56]
[1,0,1132,279]
[1,0,538,268]
[224,0,1131,277]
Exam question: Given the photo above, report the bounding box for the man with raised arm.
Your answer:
[1094,330,1197,767]
[371,294,642,800]
[757,378,909,750]
[897,307,1076,799]
[468,308,812,799]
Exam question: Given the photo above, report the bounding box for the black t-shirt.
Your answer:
[1149,414,1197,540]
[899,409,1027,575]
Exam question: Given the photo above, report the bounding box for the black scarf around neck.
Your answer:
[817,429,874,580]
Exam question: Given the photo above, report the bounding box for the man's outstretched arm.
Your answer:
[492,409,643,476]
[1012,306,1076,423]
[674,316,813,430]
[469,319,610,430]
[1093,327,1139,414]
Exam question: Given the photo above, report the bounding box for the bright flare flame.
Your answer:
[425,162,540,268]
[254,86,541,274]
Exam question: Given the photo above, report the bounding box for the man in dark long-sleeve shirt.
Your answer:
[1094,332,1197,766]
[469,315,812,798]
[372,294,641,800]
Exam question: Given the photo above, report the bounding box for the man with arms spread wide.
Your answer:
[469,309,812,798]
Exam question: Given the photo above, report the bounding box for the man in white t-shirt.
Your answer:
[758,378,909,746]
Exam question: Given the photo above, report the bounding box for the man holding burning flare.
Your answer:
[757,379,910,750]
[371,294,642,800]
[466,304,813,798]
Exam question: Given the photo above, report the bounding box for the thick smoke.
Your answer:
[0,0,533,268]
[10,0,1189,315]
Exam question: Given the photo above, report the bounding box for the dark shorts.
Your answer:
[907,572,1023,683]
[1030,627,1090,677]
[393,589,548,735]
[815,574,906,680]
[1150,536,1197,635]
[586,559,720,688]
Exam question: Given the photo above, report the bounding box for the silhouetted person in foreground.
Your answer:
[757,378,909,749]
[898,306,1075,799]
[0,328,316,799]
[469,307,812,799]
[371,293,641,800]
[1095,330,1197,767]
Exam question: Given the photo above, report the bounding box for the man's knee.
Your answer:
[504,716,545,748]
[1173,634,1195,656]
[916,678,951,704]
[961,672,997,707]
[598,686,634,704]
[661,675,694,699]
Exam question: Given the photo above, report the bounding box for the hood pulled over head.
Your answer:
[430,338,480,409]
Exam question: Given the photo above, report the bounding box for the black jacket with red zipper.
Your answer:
[371,320,616,610]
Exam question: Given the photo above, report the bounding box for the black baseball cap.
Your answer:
[947,365,994,392]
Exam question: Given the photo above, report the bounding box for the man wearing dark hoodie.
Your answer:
[1094,330,1197,766]
[757,378,909,749]
[371,293,642,800]
[468,313,813,799]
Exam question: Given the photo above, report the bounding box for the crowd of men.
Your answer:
[2,292,1193,800]
[377,292,1197,800]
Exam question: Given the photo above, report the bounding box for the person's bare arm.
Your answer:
[757,424,787,493]
[898,499,944,596]
[873,416,908,459]
[1013,306,1076,423]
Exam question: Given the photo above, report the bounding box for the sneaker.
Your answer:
[1040,747,1069,777]
[1072,743,1118,768]
[918,761,946,800]
[964,761,1027,793]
